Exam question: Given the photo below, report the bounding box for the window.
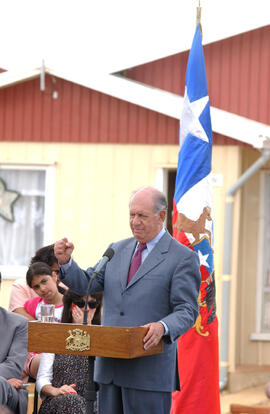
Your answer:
[0,165,55,279]
[259,172,270,332]
[251,172,270,339]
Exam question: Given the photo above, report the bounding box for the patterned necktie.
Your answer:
[127,243,147,284]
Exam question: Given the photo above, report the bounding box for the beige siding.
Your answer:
[237,148,270,367]
[0,142,240,263]
[212,145,242,373]
[0,280,13,310]
[0,140,249,377]
[5,141,270,381]
[0,142,180,269]
[0,142,240,314]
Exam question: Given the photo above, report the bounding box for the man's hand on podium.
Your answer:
[142,322,165,350]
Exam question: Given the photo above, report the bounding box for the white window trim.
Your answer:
[251,171,270,340]
[44,166,55,245]
[0,164,55,280]
[250,333,270,341]
[156,167,170,229]
[156,168,167,194]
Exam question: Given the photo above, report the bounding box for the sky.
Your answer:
[0,0,269,75]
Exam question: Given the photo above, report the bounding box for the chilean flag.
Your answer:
[170,25,221,414]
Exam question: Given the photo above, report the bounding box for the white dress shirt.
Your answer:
[36,353,55,397]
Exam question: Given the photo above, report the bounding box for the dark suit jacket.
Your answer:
[0,307,28,413]
[61,231,201,392]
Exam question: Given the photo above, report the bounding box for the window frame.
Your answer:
[251,171,270,340]
[0,164,55,280]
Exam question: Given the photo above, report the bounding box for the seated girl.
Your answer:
[36,289,103,414]
[9,244,66,319]
[23,262,65,378]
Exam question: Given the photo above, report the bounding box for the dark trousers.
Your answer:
[0,376,28,414]
[98,383,172,414]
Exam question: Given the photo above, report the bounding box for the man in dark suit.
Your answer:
[55,186,201,414]
[0,274,28,414]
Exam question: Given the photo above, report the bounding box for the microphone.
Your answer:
[83,247,114,325]
[94,247,115,274]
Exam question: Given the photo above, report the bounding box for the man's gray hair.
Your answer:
[130,186,168,214]
[152,191,168,214]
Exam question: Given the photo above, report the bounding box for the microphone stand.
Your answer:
[81,248,114,413]
[83,270,99,414]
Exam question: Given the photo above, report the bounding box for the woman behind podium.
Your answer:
[36,289,102,414]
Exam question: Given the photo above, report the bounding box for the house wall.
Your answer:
[218,146,270,392]
[0,141,180,269]
[0,142,247,373]
[236,148,270,367]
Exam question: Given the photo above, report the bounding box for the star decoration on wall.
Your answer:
[0,178,20,222]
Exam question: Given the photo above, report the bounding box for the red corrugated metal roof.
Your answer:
[1,26,268,146]
[0,76,177,144]
[0,75,239,145]
[125,26,270,126]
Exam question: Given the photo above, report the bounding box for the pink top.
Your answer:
[8,278,38,312]
[24,297,64,322]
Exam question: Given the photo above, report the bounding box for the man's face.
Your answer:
[129,192,165,243]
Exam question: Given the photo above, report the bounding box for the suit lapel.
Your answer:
[127,231,172,289]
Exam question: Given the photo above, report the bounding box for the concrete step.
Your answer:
[221,385,270,414]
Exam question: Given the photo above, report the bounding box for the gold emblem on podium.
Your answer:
[65,328,90,351]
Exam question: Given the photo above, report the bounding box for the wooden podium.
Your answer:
[28,321,163,358]
[28,321,163,414]
[28,321,163,413]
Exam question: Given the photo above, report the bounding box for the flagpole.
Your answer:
[170,20,221,414]
[196,0,203,39]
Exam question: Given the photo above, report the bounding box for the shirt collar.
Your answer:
[146,227,166,251]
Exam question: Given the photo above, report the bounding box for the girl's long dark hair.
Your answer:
[61,290,103,325]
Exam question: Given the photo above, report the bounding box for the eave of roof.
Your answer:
[0,68,40,88]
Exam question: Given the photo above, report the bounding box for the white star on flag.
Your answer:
[180,88,209,148]
[198,250,210,267]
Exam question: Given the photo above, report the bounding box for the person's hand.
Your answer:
[54,237,74,265]
[142,322,165,350]
[54,383,77,396]
[72,303,96,325]
[87,307,96,325]
[7,378,23,389]
[72,305,84,324]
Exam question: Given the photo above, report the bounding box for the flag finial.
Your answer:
[196,1,203,40]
